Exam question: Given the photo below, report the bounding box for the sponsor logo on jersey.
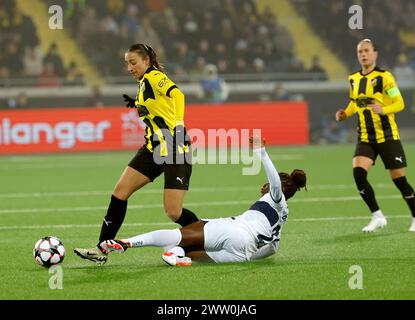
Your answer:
[158,77,170,88]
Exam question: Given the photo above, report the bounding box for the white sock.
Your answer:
[127,229,182,251]
[372,210,385,219]
[167,246,185,257]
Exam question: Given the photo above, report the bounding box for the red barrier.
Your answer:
[0,102,308,154]
[0,108,146,154]
[186,102,308,146]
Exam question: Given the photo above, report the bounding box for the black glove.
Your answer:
[123,94,136,108]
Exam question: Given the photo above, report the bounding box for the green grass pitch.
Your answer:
[1,144,415,300]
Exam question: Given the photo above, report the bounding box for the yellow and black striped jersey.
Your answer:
[135,67,188,156]
[345,66,404,143]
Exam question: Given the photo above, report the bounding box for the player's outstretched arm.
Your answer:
[249,136,283,202]
[250,241,279,260]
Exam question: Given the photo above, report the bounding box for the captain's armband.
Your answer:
[386,87,401,98]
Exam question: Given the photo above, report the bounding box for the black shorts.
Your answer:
[354,140,407,169]
[128,146,192,190]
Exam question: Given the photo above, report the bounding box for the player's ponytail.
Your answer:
[128,43,165,73]
[279,169,307,200]
[291,169,307,191]
[145,45,165,73]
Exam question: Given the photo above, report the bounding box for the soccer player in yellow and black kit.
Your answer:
[74,44,199,264]
[336,39,415,232]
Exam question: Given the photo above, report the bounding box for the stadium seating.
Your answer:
[42,0,308,80]
[0,0,40,85]
[2,0,414,86]
[295,0,415,74]
[0,0,87,87]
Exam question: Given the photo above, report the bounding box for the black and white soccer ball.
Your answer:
[33,236,65,267]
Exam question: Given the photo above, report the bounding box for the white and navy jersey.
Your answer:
[203,147,288,263]
[238,193,288,243]
[234,147,288,257]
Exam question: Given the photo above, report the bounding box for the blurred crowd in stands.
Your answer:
[1,0,414,90]
[299,0,415,82]
[48,0,309,79]
[0,0,85,87]
[1,0,328,87]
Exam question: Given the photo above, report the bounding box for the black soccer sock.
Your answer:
[353,167,380,213]
[98,195,128,243]
[175,208,199,227]
[393,176,415,217]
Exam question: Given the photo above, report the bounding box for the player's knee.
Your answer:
[112,182,133,200]
[353,167,368,189]
[164,205,182,222]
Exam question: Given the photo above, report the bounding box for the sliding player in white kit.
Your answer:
[100,137,307,265]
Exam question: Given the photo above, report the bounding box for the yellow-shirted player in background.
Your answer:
[336,39,415,232]
[75,44,199,264]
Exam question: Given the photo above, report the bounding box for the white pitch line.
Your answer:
[0,154,304,170]
[0,153,304,162]
[309,183,393,190]
[0,215,410,231]
[0,194,404,214]
[0,163,121,170]
[292,194,402,203]
[0,222,173,231]
[293,215,409,222]
[0,184,396,199]
[0,186,259,199]
[0,200,249,214]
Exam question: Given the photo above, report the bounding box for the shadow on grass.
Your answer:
[63,263,171,286]
[318,230,403,245]
[61,255,284,286]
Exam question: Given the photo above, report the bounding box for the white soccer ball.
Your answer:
[33,236,65,267]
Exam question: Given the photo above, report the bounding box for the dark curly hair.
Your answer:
[279,169,307,200]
